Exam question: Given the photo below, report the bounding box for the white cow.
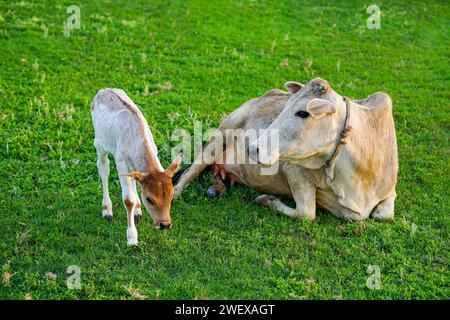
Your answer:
[91,88,180,246]
[174,78,398,221]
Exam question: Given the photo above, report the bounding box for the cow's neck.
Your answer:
[324,103,380,215]
[325,97,352,168]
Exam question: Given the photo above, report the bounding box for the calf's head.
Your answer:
[123,157,181,229]
[251,78,346,169]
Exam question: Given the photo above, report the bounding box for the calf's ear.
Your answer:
[165,155,182,178]
[284,81,304,94]
[120,172,145,182]
[306,98,336,119]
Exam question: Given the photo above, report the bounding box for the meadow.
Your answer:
[0,0,448,299]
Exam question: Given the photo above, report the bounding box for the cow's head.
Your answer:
[123,156,181,229]
[250,78,347,169]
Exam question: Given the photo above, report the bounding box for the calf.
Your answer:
[91,88,180,246]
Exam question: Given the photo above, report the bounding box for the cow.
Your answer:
[174,78,398,221]
[91,89,181,246]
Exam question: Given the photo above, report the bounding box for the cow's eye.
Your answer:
[146,197,154,205]
[295,110,310,118]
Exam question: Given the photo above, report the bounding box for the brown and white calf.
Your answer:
[91,89,180,246]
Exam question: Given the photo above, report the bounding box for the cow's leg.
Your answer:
[115,159,139,246]
[174,139,223,199]
[174,163,209,198]
[255,194,300,218]
[96,149,113,221]
[255,164,316,220]
[131,180,142,224]
[371,194,395,220]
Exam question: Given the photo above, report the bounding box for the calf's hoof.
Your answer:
[127,227,138,246]
[255,194,277,206]
[102,207,113,221]
[127,240,138,247]
[134,214,142,224]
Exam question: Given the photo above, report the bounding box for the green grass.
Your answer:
[0,0,448,299]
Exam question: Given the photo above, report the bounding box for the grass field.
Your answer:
[0,0,448,299]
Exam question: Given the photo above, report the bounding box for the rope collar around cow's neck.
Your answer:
[325,96,353,168]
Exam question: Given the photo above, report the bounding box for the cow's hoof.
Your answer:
[207,186,219,198]
[134,214,142,224]
[103,214,113,222]
[255,194,277,206]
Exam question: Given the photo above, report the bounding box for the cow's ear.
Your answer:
[306,98,336,119]
[284,81,304,94]
[121,171,145,182]
[165,154,182,178]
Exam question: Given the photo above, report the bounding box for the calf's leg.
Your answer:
[96,150,113,221]
[116,159,139,246]
[131,180,143,224]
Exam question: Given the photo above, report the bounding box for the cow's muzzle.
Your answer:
[155,221,172,230]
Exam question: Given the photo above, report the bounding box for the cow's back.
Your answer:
[219,89,290,131]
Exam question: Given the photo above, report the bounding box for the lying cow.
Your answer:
[91,89,181,246]
[174,78,398,221]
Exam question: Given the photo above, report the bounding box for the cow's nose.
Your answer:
[159,222,172,230]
